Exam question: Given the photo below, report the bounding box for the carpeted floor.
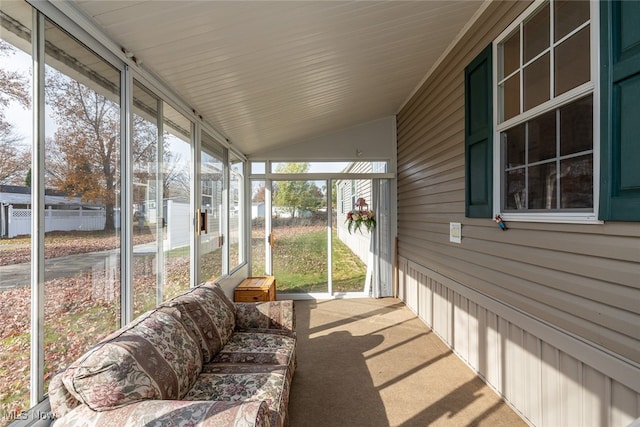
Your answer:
[287,298,527,427]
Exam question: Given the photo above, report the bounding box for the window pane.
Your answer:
[271,161,380,174]
[162,102,192,300]
[560,155,593,209]
[555,26,590,96]
[251,162,265,174]
[528,161,557,210]
[505,168,526,210]
[501,73,520,122]
[251,180,267,276]
[500,30,520,79]
[200,131,224,283]
[229,155,244,270]
[502,124,526,167]
[523,2,550,62]
[132,81,161,317]
[1,0,33,416]
[528,110,556,163]
[524,53,550,111]
[554,0,590,42]
[560,95,593,156]
[44,17,121,395]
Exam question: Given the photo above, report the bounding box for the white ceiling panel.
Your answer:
[70,1,483,155]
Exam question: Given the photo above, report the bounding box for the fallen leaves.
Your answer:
[0,229,185,419]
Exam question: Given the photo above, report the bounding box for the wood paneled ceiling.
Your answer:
[71,1,483,156]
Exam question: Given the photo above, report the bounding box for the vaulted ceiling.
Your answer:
[70,1,484,156]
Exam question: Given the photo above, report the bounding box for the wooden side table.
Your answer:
[234,276,276,302]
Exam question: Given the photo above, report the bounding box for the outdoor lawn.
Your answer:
[251,223,367,293]
[0,224,367,421]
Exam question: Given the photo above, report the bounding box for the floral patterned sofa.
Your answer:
[48,281,296,427]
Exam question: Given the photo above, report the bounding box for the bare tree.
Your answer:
[0,127,30,185]
[0,40,31,185]
[46,72,120,229]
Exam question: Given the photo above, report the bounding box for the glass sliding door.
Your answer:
[332,178,371,293]
[161,102,192,300]
[44,18,121,392]
[198,131,224,283]
[271,178,328,294]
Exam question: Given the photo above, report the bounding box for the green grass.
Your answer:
[253,226,367,293]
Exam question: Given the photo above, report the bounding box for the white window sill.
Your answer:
[498,213,603,225]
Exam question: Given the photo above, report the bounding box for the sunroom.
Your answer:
[1,0,639,426]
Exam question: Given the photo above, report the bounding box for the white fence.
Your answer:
[4,206,107,238]
[3,201,192,252]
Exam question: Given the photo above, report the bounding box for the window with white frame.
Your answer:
[495,0,595,218]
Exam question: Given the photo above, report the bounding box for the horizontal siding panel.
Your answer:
[399,191,463,206]
[397,92,463,147]
[463,225,640,263]
[398,157,464,188]
[456,234,640,291]
[398,238,640,362]
[397,103,464,159]
[403,235,640,341]
[398,172,464,195]
[397,179,464,199]
[398,142,464,181]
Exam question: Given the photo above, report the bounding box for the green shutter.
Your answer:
[600,1,640,221]
[465,44,493,218]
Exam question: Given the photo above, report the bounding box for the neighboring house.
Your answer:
[252,202,265,219]
[336,162,374,264]
[397,2,639,426]
[0,185,105,238]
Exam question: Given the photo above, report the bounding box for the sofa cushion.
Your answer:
[49,371,81,418]
[59,307,202,411]
[211,331,296,367]
[184,368,289,427]
[162,281,236,362]
[55,399,272,427]
[235,301,295,333]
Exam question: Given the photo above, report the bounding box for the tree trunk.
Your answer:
[104,203,115,231]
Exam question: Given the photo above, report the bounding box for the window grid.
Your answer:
[496,0,596,219]
[502,99,594,212]
[497,0,591,124]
